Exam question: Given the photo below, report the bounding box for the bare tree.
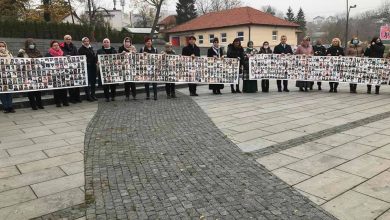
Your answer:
[143,0,165,35]
[196,0,241,15]
[134,3,155,28]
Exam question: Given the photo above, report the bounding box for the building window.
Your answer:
[198,35,204,44]
[221,33,227,43]
[209,34,215,43]
[272,31,278,41]
[237,32,244,41]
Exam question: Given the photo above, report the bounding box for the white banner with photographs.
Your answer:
[0,55,88,93]
[250,54,390,85]
[98,53,240,84]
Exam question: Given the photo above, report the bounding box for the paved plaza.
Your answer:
[0,82,389,219]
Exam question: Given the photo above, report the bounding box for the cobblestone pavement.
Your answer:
[84,92,335,219]
[181,83,390,220]
[0,102,97,220]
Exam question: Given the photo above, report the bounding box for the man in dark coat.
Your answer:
[182,36,200,96]
[60,35,81,103]
[78,37,97,101]
[273,35,293,92]
[364,37,385,94]
[227,38,244,93]
[312,39,327,90]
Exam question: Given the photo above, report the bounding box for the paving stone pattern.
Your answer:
[84,93,336,220]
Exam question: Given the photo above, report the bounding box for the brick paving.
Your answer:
[84,92,335,219]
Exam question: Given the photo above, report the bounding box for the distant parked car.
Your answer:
[152,39,167,45]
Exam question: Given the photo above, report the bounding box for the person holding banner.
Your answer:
[243,41,258,93]
[364,37,385,94]
[208,38,224,95]
[346,37,365,93]
[295,36,313,92]
[17,38,44,110]
[182,36,200,96]
[273,35,292,92]
[97,38,117,102]
[46,40,69,107]
[326,38,344,93]
[227,38,244,93]
[258,41,272,92]
[162,42,177,98]
[78,37,97,102]
[0,41,15,113]
[118,37,137,101]
[313,39,327,90]
[140,37,158,100]
[60,35,81,104]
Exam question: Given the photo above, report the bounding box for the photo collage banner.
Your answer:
[250,54,390,85]
[0,55,88,93]
[98,53,240,85]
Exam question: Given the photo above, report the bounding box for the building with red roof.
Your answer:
[166,7,300,47]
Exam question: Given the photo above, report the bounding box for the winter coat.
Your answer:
[139,46,157,54]
[17,39,42,58]
[163,50,176,55]
[78,45,96,65]
[60,42,78,56]
[0,41,13,58]
[182,44,200,57]
[295,44,313,55]
[118,45,137,53]
[346,42,365,57]
[313,45,327,56]
[326,46,344,56]
[207,47,223,58]
[96,47,117,56]
[273,43,293,54]
[364,44,385,58]
[259,47,273,54]
[227,44,245,66]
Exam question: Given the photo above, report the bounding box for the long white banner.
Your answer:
[98,53,240,85]
[0,55,88,94]
[249,54,390,85]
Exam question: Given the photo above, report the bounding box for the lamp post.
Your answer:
[345,0,357,51]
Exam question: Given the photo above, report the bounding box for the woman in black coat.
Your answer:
[326,38,344,93]
[140,37,158,100]
[118,37,137,100]
[313,39,327,90]
[96,38,117,102]
[258,41,272,92]
[364,37,385,94]
[227,38,244,93]
[207,38,224,95]
[78,37,97,101]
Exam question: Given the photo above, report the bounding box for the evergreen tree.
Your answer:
[296,7,307,33]
[176,0,197,24]
[265,6,275,16]
[285,6,295,22]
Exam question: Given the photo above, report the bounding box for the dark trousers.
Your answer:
[145,83,157,98]
[367,85,380,94]
[349,83,357,93]
[103,84,116,99]
[261,79,269,92]
[165,83,175,96]
[317,82,322,89]
[188,84,197,95]
[53,89,68,105]
[28,91,42,108]
[85,64,97,98]
[276,80,288,91]
[0,93,13,110]
[329,82,339,92]
[125,82,136,98]
[230,80,240,92]
[68,88,81,103]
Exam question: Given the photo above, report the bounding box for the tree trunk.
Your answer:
[150,1,162,36]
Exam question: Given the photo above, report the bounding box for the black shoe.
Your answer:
[63,102,69,106]
[146,96,150,100]
[92,96,98,101]
[305,88,308,92]
[70,100,77,104]
[167,95,171,99]
[283,89,290,92]
[105,98,110,102]
[236,90,242,93]
[231,90,236,93]
[56,103,61,107]
[111,97,115,101]
[334,89,338,93]
[329,89,333,93]
[125,97,130,101]
[133,97,137,100]
[310,86,313,90]
[76,99,82,103]
[38,105,44,109]
[3,109,10,113]
[154,96,157,100]
[171,94,177,98]
[32,106,38,110]
[194,93,199,96]
[278,89,282,92]
[299,88,304,92]
[318,86,322,91]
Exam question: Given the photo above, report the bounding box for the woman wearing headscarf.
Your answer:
[258,41,272,92]
[242,40,258,93]
[46,40,69,107]
[313,39,327,90]
[326,38,344,93]
[162,42,177,98]
[97,38,117,102]
[78,37,97,101]
[227,38,244,93]
[364,37,385,94]
[346,37,365,93]
[118,37,137,101]
[18,38,44,110]
[207,38,224,95]
[295,36,313,92]
[0,41,15,113]
[140,36,158,100]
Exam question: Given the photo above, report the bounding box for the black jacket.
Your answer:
[326,46,344,56]
[313,45,327,56]
[259,47,272,54]
[139,46,158,54]
[78,45,96,65]
[207,47,224,57]
[364,44,385,58]
[227,44,245,66]
[96,47,117,55]
[182,44,200,56]
[164,50,176,55]
[273,43,293,54]
[60,42,78,56]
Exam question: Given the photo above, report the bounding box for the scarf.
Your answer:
[0,49,12,57]
[48,47,64,57]
[212,46,220,57]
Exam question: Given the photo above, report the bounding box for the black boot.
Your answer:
[283,80,289,92]
[231,84,236,93]
[367,85,372,94]
[236,84,241,93]
[277,80,282,92]
[329,82,334,93]
[334,83,338,93]
[317,82,322,91]
[375,86,380,94]
[309,82,314,90]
